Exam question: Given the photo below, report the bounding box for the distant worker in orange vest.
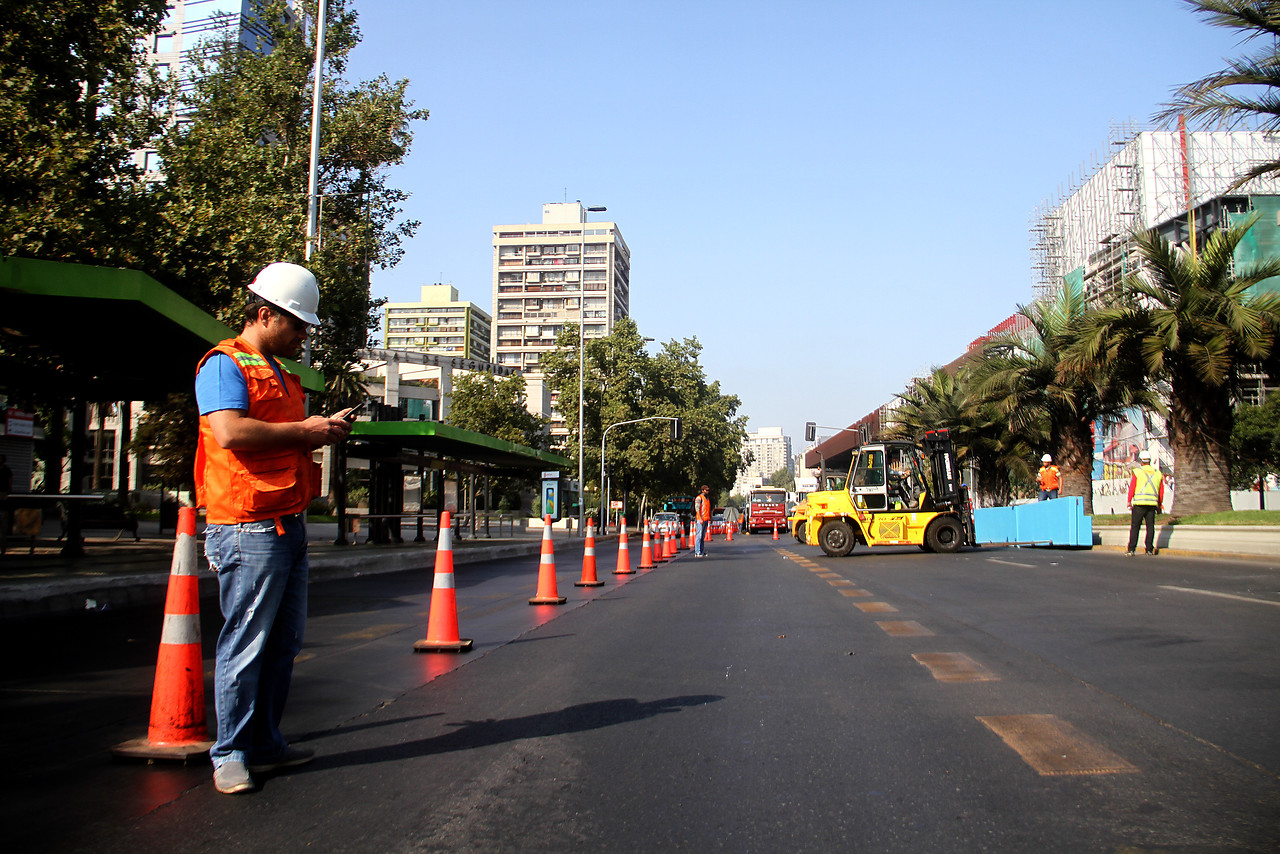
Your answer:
[1037,453,1061,501]
[693,484,712,557]
[195,263,353,794]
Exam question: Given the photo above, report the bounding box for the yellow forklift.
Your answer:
[803,428,973,557]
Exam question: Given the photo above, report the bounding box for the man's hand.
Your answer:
[303,414,353,448]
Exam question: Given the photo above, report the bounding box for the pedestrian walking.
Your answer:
[693,484,712,557]
[195,263,353,794]
[1125,450,1164,556]
[1036,453,1060,501]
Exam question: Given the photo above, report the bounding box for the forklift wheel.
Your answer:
[925,516,963,554]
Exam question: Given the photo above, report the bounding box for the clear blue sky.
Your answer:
[342,0,1243,457]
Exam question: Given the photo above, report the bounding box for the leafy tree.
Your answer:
[1070,217,1280,513]
[1230,394,1280,507]
[130,393,198,494]
[970,283,1150,514]
[768,467,796,491]
[1159,0,1280,189]
[540,318,747,518]
[0,0,169,267]
[446,371,550,513]
[149,0,426,376]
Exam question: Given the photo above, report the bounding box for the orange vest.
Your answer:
[1038,464,1060,491]
[695,494,711,522]
[195,337,320,524]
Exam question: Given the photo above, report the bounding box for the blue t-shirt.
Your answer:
[195,353,288,415]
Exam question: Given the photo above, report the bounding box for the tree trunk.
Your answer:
[1168,384,1233,515]
[1058,418,1095,515]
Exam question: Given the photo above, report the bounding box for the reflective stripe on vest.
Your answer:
[1132,465,1162,505]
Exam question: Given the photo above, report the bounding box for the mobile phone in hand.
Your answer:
[342,402,367,422]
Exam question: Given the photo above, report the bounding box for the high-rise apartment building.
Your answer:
[734,427,793,493]
[137,0,304,173]
[491,203,631,430]
[383,284,491,361]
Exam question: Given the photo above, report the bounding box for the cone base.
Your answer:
[413,638,474,653]
[574,580,605,587]
[612,569,636,575]
[529,596,568,604]
[112,736,214,763]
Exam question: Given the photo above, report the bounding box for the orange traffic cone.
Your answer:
[414,511,474,651]
[576,518,604,587]
[727,521,734,542]
[530,516,567,604]
[113,507,213,761]
[772,520,780,540]
[614,517,635,575]
[679,523,687,550]
[667,526,677,559]
[638,527,656,569]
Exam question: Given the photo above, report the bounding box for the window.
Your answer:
[154,33,175,53]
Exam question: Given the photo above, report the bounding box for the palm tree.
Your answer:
[1159,0,1280,189]
[1071,216,1280,514]
[970,283,1150,515]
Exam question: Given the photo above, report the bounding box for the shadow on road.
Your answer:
[317,694,724,769]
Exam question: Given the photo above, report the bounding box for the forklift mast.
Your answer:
[921,429,963,509]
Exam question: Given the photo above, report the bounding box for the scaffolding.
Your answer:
[1030,126,1280,303]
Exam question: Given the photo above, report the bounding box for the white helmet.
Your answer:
[1138,450,1151,462]
[248,262,320,326]
[1041,454,1052,462]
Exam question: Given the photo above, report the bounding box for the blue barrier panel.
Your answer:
[973,496,1092,547]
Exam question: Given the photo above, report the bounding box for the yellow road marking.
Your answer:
[855,601,897,612]
[912,652,999,683]
[977,714,1138,776]
[839,588,872,597]
[335,623,410,641]
[827,579,854,587]
[817,572,841,578]
[876,620,934,637]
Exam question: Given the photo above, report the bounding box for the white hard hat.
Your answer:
[1041,454,1052,462]
[1138,450,1151,462]
[248,262,320,326]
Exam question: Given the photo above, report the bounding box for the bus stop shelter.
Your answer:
[1,255,564,552]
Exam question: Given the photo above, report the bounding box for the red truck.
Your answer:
[745,487,788,535]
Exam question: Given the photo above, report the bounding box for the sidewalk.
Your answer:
[0,517,548,621]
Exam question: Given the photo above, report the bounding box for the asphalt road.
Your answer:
[3,535,1278,852]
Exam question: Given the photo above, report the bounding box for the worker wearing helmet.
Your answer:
[1125,450,1165,556]
[1036,453,1060,501]
[194,263,353,794]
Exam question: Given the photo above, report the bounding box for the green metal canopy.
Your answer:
[0,255,323,401]
[350,420,570,473]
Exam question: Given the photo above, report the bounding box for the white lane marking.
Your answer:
[1158,585,1280,608]
[986,558,1035,568]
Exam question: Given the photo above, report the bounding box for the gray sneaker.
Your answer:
[214,760,255,794]
[248,746,315,775]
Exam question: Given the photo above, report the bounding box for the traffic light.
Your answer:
[805,421,816,442]
[670,417,683,440]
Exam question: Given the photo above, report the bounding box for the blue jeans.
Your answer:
[205,515,309,768]
[1038,489,1058,501]
[695,520,708,555]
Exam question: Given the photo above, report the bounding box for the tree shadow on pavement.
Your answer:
[317,695,724,769]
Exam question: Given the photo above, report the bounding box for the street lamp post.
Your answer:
[578,204,605,536]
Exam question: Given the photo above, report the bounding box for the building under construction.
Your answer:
[1031,125,1280,311]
